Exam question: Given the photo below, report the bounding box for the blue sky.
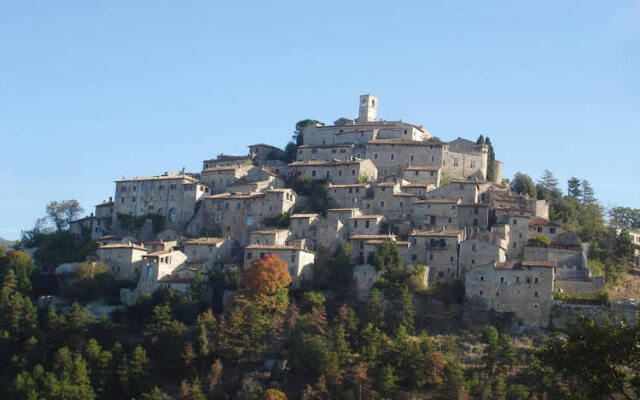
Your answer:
[1,1,639,240]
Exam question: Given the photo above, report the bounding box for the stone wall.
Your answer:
[551,300,638,330]
[524,246,586,280]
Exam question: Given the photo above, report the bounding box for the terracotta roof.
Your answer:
[143,250,173,257]
[529,217,561,227]
[116,174,198,183]
[205,192,262,200]
[521,260,556,268]
[249,144,282,150]
[376,182,397,187]
[368,138,443,146]
[414,198,460,204]
[349,214,384,219]
[402,183,431,188]
[328,184,368,188]
[245,244,314,253]
[250,229,290,235]
[459,203,489,207]
[349,234,397,240]
[298,143,354,149]
[393,193,416,197]
[184,237,228,245]
[290,213,319,218]
[99,243,147,251]
[404,165,440,171]
[202,166,241,172]
[327,208,361,212]
[366,239,410,246]
[410,230,463,238]
[288,160,368,166]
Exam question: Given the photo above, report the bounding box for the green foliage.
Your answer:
[567,177,582,198]
[370,240,403,281]
[539,316,640,400]
[291,176,337,216]
[358,174,370,184]
[587,258,605,276]
[510,172,537,198]
[59,262,123,303]
[301,291,326,312]
[609,206,640,230]
[531,234,551,246]
[553,290,609,305]
[293,119,323,146]
[264,211,290,228]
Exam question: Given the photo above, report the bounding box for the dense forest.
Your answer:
[1,170,639,400]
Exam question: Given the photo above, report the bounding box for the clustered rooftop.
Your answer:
[70,95,605,327]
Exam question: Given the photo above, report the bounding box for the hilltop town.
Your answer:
[66,94,637,328]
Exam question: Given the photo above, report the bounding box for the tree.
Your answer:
[442,360,465,399]
[207,359,223,395]
[46,200,84,231]
[242,254,292,296]
[476,135,485,145]
[263,388,288,400]
[538,169,559,191]
[394,286,415,333]
[581,180,596,205]
[129,345,149,394]
[485,137,496,182]
[609,207,640,230]
[614,230,635,262]
[370,240,403,280]
[301,291,326,312]
[1,250,35,294]
[144,304,187,368]
[377,364,398,398]
[293,119,323,146]
[141,387,166,400]
[539,316,640,400]
[567,177,582,198]
[510,173,536,198]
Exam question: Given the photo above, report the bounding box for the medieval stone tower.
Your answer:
[358,94,378,122]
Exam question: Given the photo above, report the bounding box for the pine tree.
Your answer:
[567,177,582,198]
[129,345,149,394]
[581,180,596,205]
[394,286,415,333]
[378,364,397,398]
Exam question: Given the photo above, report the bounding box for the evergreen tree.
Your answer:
[442,360,465,399]
[510,173,537,198]
[485,137,496,182]
[129,345,149,394]
[370,240,403,281]
[581,179,596,205]
[394,286,415,333]
[567,177,582,198]
[377,364,398,398]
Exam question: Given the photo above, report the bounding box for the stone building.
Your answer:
[327,183,371,209]
[402,165,441,186]
[113,173,208,227]
[137,249,188,295]
[366,139,443,177]
[408,230,464,281]
[202,154,253,169]
[347,214,386,236]
[243,245,315,288]
[464,260,555,326]
[458,239,506,276]
[190,189,296,242]
[289,213,322,249]
[296,143,357,161]
[200,165,251,194]
[287,159,378,184]
[441,138,488,180]
[425,180,480,203]
[528,217,562,241]
[248,229,291,246]
[92,199,114,239]
[248,144,286,164]
[97,242,148,281]
[182,237,233,270]
[411,199,460,231]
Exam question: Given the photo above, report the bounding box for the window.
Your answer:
[431,155,436,163]
[480,290,484,296]
[470,161,476,168]
[534,277,539,284]
[290,254,295,263]
[132,197,136,202]
[353,220,358,228]
[410,154,415,162]
[538,227,543,233]
[453,159,459,166]
[480,276,484,281]
[380,201,385,208]
[352,169,356,175]
[331,149,337,154]
[412,254,417,261]
[496,291,500,297]
[516,276,520,283]
[500,277,504,283]
[513,219,517,225]
[374,153,378,160]
[472,244,477,251]
[390,153,395,161]
[534,291,539,297]
[311,170,316,177]
[246,252,252,259]
[550,228,557,234]
[168,208,177,222]
[429,254,433,261]
[365,220,370,228]
[338,170,342,176]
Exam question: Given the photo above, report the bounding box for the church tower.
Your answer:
[357,94,378,122]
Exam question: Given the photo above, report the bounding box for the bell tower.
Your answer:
[358,94,378,122]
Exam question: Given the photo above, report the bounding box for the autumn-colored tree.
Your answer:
[262,388,288,400]
[242,254,291,295]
